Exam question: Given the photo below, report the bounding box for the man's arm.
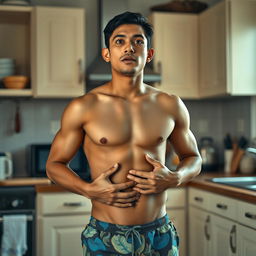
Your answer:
[127,95,202,194]
[46,95,138,207]
[168,95,202,184]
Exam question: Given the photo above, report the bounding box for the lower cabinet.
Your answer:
[166,188,187,256]
[188,188,256,256]
[237,224,256,256]
[36,192,91,256]
[188,207,210,256]
[37,189,186,256]
[37,215,90,256]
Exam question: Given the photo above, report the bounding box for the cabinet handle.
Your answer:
[78,59,84,84]
[204,215,210,241]
[63,202,85,207]
[245,212,256,220]
[216,203,228,210]
[229,225,236,254]
[194,196,203,202]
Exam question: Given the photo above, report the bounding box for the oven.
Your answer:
[0,186,35,256]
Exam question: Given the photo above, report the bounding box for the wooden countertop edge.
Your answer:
[188,180,256,204]
[1,175,256,204]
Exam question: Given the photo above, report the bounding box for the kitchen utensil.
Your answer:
[230,136,248,173]
[0,152,13,180]
[223,134,233,173]
[3,76,28,89]
[200,137,218,171]
[15,102,21,133]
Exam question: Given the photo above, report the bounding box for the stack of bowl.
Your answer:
[0,58,15,81]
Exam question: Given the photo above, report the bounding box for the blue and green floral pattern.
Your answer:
[81,214,179,256]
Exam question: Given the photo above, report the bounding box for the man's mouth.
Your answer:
[120,55,137,62]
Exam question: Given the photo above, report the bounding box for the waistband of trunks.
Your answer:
[88,214,170,233]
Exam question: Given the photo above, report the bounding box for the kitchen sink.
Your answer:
[208,176,256,191]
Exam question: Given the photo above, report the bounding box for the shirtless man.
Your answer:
[46,12,202,256]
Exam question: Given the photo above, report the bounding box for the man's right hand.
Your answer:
[86,163,140,207]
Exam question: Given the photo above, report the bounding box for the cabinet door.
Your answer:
[237,223,256,256]
[188,206,210,256]
[37,215,90,256]
[229,0,256,95]
[210,214,237,256]
[199,1,227,97]
[32,7,85,97]
[167,209,186,256]
[152,13,199,99]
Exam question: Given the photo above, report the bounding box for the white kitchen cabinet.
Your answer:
[36,192,91,256]
[237,224,256,256]
[0,5,85,98]
[151,12,199,99]
[188,187,256,256]
[32,7,85,98]
[199,0,256,97]
[188,206,210,256]
[210,214,236,256]
[166,188,187,256]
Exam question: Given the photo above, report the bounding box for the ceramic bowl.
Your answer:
[3,76,28,89]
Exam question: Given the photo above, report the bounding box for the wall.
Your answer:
[0,0,253,177]
[0,96,251,177]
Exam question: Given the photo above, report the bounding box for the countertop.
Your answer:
[1,173,255,204]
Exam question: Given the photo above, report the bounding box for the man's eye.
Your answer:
[115,39,124,45]
[135,40,144,45]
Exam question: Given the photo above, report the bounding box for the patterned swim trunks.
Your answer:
[81,214,179,256]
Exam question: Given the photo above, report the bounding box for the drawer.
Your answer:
[237,200,256,229]
[188,187,210,210]
[37,192,92,215]
[207,192,237,220]
[166,188,186,208]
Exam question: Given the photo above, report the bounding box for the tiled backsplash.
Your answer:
[0,96,252,177]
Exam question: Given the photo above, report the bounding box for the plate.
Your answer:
[1,0,29,5]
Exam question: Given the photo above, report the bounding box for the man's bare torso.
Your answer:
[83,83,175,225]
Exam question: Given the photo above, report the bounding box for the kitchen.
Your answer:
[0,0,256,255]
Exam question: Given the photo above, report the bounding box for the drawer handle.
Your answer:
[216,203,227,210]
[63,202,84,207]
[194,196,203,202]
[245,212,256,220]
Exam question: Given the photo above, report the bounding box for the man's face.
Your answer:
[102,24,153,77]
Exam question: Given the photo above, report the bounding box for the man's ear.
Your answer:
[102,48,110,62]
[146,48,154,63]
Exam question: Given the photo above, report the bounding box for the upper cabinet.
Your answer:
[199,0,256,97]
[152,0,256,99]
[32,7,85,98]
[151,12,199,99]
[0,5,85,98]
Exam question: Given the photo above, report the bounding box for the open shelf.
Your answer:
[0,88,32,96]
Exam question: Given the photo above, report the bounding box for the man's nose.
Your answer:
[124,42,135,53]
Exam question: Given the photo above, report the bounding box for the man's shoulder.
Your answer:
[148,86,181,108]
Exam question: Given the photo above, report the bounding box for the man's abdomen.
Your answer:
[91,191,167,225]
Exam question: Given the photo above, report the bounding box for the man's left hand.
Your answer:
[127,154,181,194]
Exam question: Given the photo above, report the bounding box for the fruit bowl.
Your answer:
[3,76,29,89]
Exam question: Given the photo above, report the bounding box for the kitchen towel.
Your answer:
[1,215,28,256]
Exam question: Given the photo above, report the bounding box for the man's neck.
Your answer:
[110,73,146,99]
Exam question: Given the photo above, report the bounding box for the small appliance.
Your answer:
[27,144,91,181]
[0,152,13,180]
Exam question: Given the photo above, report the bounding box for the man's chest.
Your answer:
[84,100,175,147]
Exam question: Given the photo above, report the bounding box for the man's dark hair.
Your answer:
[103,11,153,49]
